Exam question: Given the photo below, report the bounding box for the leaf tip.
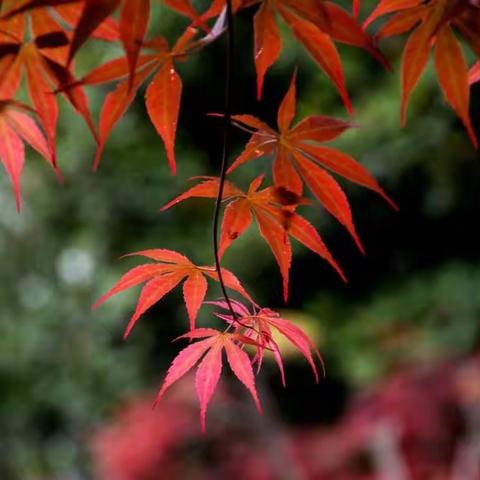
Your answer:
[387,195,400,212]
[123,316,137,340]
[93,140,107,171]
[256,74,265,101]
[167,152,177,175]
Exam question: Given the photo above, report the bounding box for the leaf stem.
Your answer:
[212,0,239,324]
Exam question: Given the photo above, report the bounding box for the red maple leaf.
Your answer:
[73,26,199,172]
[186,0,389,106]
[162,175,345,301]
[1,0,122,63]
[0,0,155,127]
[0,99,57,210]
[155,327,262,431]
[223,73,397,254]
[0,6,99,160]
[92,249,254,336]
[53,3,119,42]
[72,3,230,172]
[211,300,324,387]
[364,0,480,148]
[1,0,202,86]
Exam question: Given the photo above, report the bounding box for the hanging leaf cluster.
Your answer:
[0,0,478,430]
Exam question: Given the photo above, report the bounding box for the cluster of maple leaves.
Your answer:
[0,0,478,430]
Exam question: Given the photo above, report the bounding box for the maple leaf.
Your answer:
[155,328,262,431]
[364,0,480,148]
[1,1,200,84]
[162,175,345,301]
[470,61,480,84]
[0,6,98,158]
[119,0,150,88]
[20,0,149,84]
[189,0,389,105]
[73,27,198,172]
[0,1,120,44]
[54,4,120,42]
[1,0,122,62]
[0,99,57,210]
[92,248,254,336]
[221,74,397,255]
[211,300,324,387]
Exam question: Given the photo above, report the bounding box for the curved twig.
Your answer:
[212,0,242,325]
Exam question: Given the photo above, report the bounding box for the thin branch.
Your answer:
[212,0,240,324]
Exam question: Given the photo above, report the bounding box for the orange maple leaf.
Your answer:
[188,0,389,106]
[0,99,57,210]
[222,74,397,255]
[364,0,480,147]
[92,249,255,336]
[211,300,324,386]
[0,6,100,160]
[155,327,262,432]
[162,175,346,301]
[73,27,198,173]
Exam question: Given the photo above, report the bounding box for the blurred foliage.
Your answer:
[310,263,480,386]
[0,0,480,478]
